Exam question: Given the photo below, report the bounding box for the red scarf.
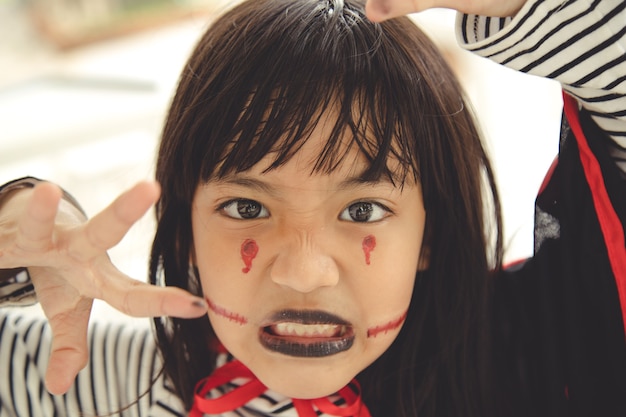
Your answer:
[190,360,372,417]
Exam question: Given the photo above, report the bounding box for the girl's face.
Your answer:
[191,112,426,399]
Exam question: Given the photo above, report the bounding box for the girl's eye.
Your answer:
[221,199,269,219]
[339,201,389,223]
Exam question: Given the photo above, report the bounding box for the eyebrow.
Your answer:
[207,174,396,195]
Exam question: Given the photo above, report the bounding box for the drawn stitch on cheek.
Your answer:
[366,310,408,338]
[206,297,248,325]
[241,239,259,273]
[362,235,376,265]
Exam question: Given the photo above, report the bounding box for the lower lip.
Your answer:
[258,328,355,357]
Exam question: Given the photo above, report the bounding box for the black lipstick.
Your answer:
[259,309,355,357]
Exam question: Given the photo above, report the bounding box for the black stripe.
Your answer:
[599,130,626,138]
[536,2,626,77]
[0,313,7,337]
[9,331,25,416]
[155,400,185,416]
[88,323,99,415]
[148,334,158,406]
[498,0,599,66]
[465,0,548,52]
[606,75,626,90]
[571,54,626,87]
[125,326,133,391]
[28,320,46,364]
[72,367,85,413]
[258,392,280,405]
[102,323,112,410]
[574,53,626,86]
[242,404,277,416]
[2,283,35,303]
[499,17,506,31]
[273,402,296,413]
[135,330,148,401]
[37,378,49,417]
[461,13,469,44]
[587,109,626,119]
[547,25,626,80]
[126,326,143,407]
[163,378,178,395]
[112,322,123,386]
[577,92,624,103]
[33,320,51,414]
[21,341,34,417]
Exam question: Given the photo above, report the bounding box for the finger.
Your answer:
[103,275,207,318]
[365,0,429,22]
[365,0,525,20]
[44,298,92,395]
[68,181,160,260]
[15,183,62,252]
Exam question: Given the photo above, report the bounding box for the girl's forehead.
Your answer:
[209,98,418,187]
[262,109,404,177]
[221,136,413,193]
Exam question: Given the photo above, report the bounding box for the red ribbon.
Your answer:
[190,360,372,417]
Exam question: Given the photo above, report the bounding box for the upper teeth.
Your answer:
[273,322,344,337]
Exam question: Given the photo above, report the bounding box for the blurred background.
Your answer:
[0,0,563,320]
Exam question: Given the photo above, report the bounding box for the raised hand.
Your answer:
[365,0,528,22]
[0,181,207,394]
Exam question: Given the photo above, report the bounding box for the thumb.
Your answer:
[44,300,92,395]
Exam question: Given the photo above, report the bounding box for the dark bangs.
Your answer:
[172,0,464,187]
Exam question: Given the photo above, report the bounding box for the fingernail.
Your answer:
[192,298,207,309]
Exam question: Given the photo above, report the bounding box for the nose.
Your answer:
[270,232,339,293]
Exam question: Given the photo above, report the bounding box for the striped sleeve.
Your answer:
[456,0,626,175]
[0,309,185,417]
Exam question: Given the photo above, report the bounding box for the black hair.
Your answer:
[150,1,502,415]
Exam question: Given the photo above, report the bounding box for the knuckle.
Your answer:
[121,280,143,316]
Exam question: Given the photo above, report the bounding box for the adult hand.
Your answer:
[365,0,528,22]
[0,181,207,395]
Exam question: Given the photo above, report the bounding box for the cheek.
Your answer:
[367,310,408,338]
[206,297,249,325]
[362,235,376,265]
[355,231,421,339]
[241,239,259,273]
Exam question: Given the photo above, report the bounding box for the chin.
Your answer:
[261,375,352,400]
[251,356,360,399]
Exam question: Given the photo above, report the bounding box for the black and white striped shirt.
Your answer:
[1,0,625,416]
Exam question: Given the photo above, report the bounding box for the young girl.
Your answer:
[0,0,624,416]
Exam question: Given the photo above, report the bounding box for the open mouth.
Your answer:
[259,310,355,357]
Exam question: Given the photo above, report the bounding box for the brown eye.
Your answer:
[222,199,269,219]
[340,201,389,223]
